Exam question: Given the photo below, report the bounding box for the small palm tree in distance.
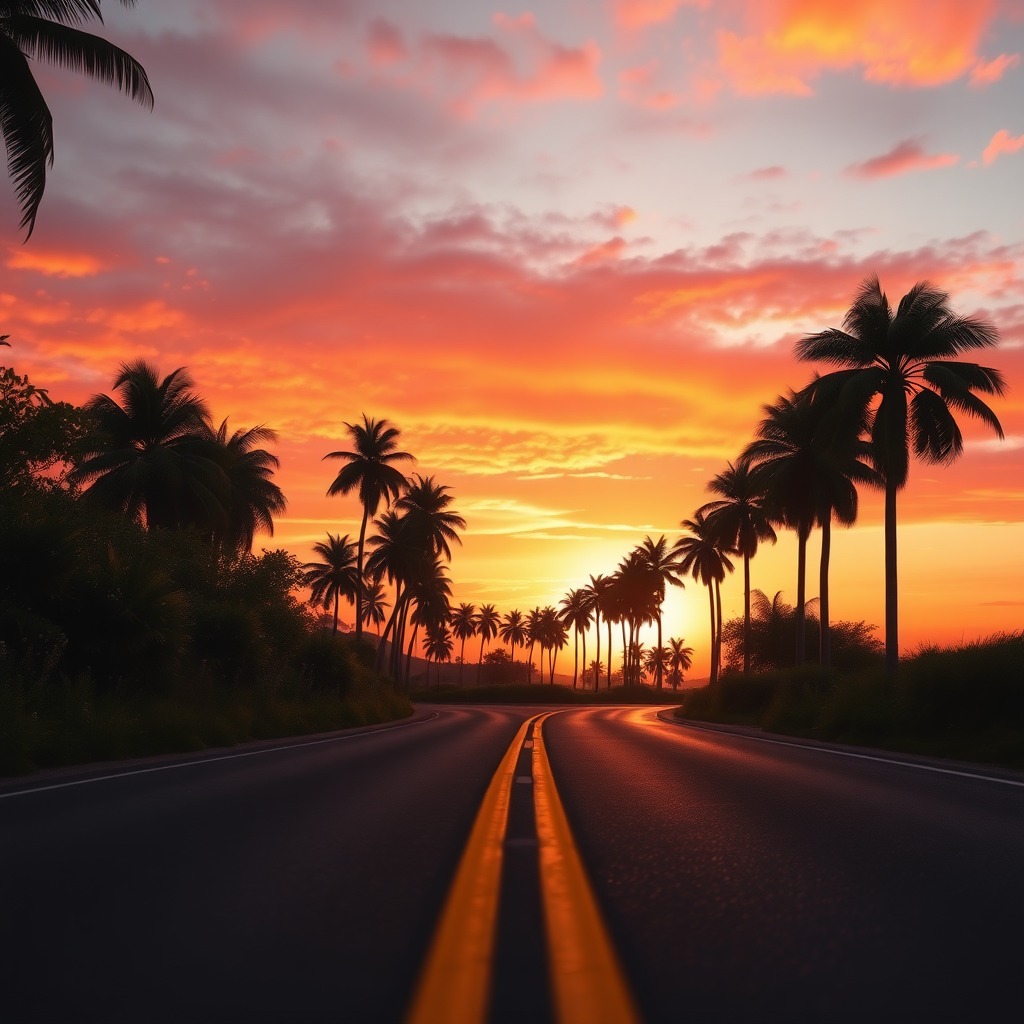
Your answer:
[474,603,500,685]
[798,276,1005,672]
[450,603,476,687]
[499,609,527,676]
[324,415,413,640]
[302,533,360,634]
[667,638,694,689]
[361,577,390,634]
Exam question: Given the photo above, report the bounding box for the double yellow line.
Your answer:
[407,712,640,1024]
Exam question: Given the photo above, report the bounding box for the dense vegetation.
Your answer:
[678,632,1024,768]
[0,356,407,775]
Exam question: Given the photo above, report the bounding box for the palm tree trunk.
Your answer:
[885,479,898,673]
[743,552,751,675]
[655,609,663,689]
[796,528,808,666]
[405,622,420,690]
[477,636,486,686]
[549,648,556,684]
[459,636,467,687]
[620,620,627,687]
[573,625,579,688]
[606,620,612,688]
[594,609,601,691]
[708,583,718,686]
[527,641,535,684]
[819,513,831,669]
[355,508,369,641]
[374,582,403,673]
[333,591,339,635]
[580,629,587,691]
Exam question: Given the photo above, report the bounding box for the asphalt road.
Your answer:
[2,705,1022,1023]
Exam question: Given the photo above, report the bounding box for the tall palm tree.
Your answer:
[674,511,734,686]
[365,510,420,672]
[637,535,684,689]
[698,461,776,675]
[558,588,592,689]
[1,0,153,238]
[325,415,413,640]
[498,609,527,676]
[302,533,360,635]
[401,557,451,688]
[585,573,609,691]
[642,645,669,686]
[474,603,500,685]
[450,602,476,687]
[666,638,694,689]
[525,607,542,684]
[394,474,466,561]
[208,420,286,554]
[586,660,603,690]
[798,276,1005,671]
[539,606,567,684]
[71,361,223,531]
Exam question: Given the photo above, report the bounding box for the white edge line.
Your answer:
[658,715,1024,789]
[0,712,440,801]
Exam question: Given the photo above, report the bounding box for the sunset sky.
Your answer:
[3,0,1023,677]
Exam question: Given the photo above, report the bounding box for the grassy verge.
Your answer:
[0,670,411,777]
[410,683,682,705]
[676,631,1024,768]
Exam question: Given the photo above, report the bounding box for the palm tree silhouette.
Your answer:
[642,645,669,686]
[698,462,776,675]
[498,609,527,675]
[674,511,734,685]
[559,588,592,689]
[395,474,466,561]
[1,0,153,237]
[71,361,223,531]
[450,603,476,686]
[637,535,684,689]
[325,415,413,640]
[302,534,360,634]
[525,607,542,684]
[798,276,1005,671]
[208,420,286,554]
[424,620,453,686]
[365,510,420,673]
[666,638,694,689]
[474,603,500,685]
[361,577,390,634]
[585,573,608,690]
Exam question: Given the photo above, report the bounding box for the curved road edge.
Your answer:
[658,709,1024,786]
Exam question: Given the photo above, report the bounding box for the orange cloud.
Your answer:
[969,52,1020,87]
[618,60,681,109]
[612,0,704,31]
[718,0,1006,95]
[6,248,103,278]
[844,139,959,179]
[982,129,1024,165]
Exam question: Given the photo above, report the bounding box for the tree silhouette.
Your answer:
[302,533,360,634]
[361,577,389,633]
[637,535,684,689]
[525,607,542,684]
[450,602,476,687]
[424,620,453,685]
[395,474,466,561]
[666,638,693,689]
[474,603,500,685]
[585,573,608,691]
[325,415,413,640]
[674,511,734,685]
[498,609,527,674]
[71,361,223,531]
[798,276,1005,671]
[1,0,153,237]
[559,588,592,689]
[698,461,776,675]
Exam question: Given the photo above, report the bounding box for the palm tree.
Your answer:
[474,603,500,685]
[666,638,694,689]
[674,511,734,685]
[1,1,153,238]
[558,588,592,689]
[361,577,390,634]
[642,645,669,686]
[401,557,451,687]
[698,461,776,675]
[424,620,454,686]
[498,609,527,677]
[538,606,567,684]
[637,535,684,689]
[208,420,286,554]
[450,603,476,686]
[365,510,421,672]
[743,387,875,666]
[395,474,466,560]
[302,534,360,634]
[525,607,542,684]
[798,276,1005,671]
[585,573,609,691]
[325,415,413,640]
[586,660,603,690]
[71,361,224,531]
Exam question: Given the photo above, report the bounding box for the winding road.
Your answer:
[1,706,1021,1023]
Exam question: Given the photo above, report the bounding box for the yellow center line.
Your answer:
[533,711,642,1024]
[406,714,539,1024]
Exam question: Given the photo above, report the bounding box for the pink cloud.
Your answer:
[617,59,680,109]
[844,139,959,179]
[367,18,408,67]
[748,165,788,180]
[969,52,1020,87]
[982,129,1024,166]
[612,0,704,31]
